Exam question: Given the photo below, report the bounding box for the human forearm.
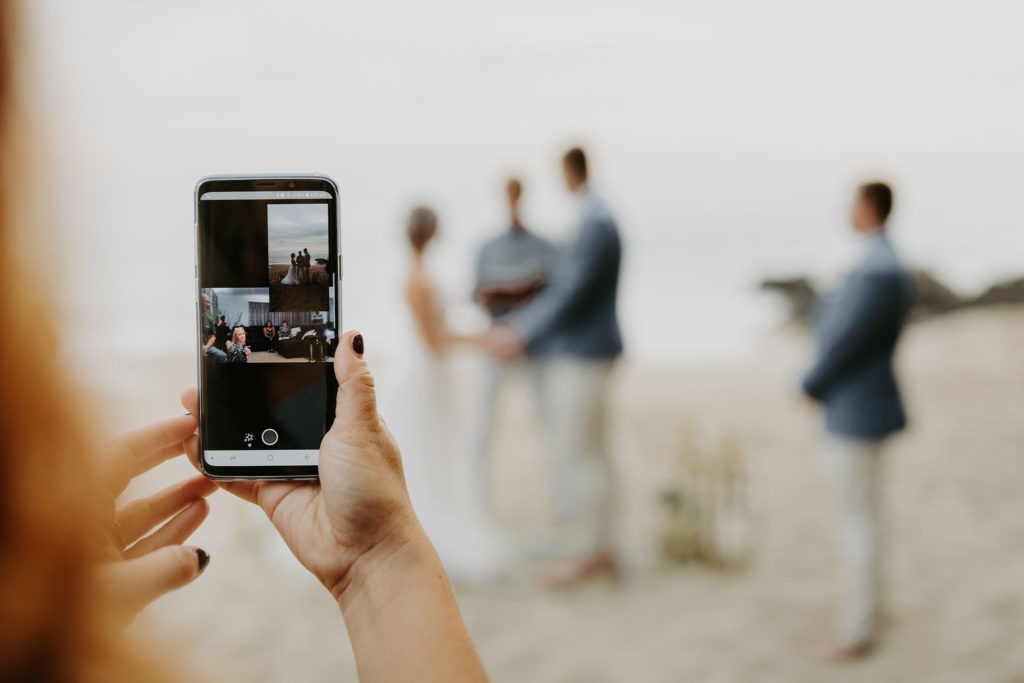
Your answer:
[336,525,488,683]
[181,333,488,681]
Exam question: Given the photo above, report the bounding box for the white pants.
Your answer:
[825,435,884,647]
[473,357,545,515]
[539,357,617,557]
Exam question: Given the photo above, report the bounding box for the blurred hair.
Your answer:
[506,177,522,196]
[0,1,164,679]
[406,206,437,253]
[860,182,893,223]
[563,147,588,181]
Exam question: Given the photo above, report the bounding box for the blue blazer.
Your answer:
[508,189,623,360]
[802,233,914,441]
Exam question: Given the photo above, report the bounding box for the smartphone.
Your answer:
[194,175,341,480]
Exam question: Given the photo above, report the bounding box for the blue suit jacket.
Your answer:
[802,233,915,441]
[508,189,623,360]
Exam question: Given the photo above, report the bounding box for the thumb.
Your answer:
[332,331,378,428]
[101,545,209,616]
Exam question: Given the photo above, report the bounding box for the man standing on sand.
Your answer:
[303,248,311,283]
[801,182,914,661]
[486,147,624,587]
[472,177,555,517]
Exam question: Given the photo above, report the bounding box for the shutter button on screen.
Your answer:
[261,428,279,446]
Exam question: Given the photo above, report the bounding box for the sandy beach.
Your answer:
[268,263,328,286]
[101,306,1024,682]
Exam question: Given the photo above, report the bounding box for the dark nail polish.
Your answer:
[196,548,210,572]
[352,334,364,356]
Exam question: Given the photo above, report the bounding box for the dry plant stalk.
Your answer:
[658,427,751,570]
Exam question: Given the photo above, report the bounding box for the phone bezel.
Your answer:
[193,174,340,481]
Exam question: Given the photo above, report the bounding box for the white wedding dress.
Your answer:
[375,285,510,584]
[281,263,300,285]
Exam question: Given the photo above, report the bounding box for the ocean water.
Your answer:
[25,0,1024,366]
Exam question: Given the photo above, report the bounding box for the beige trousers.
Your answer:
[539,357,617,557]
[825,435,884,647]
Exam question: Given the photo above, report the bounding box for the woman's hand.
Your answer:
[181,331,419,600]
[182,331,488,681]
[483,324,524,360]
[96,412,217,623]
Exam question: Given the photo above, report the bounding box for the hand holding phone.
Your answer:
[181,334,488,681]
[182,331,424,598]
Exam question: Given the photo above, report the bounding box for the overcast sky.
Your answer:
[22,0,1024,361]
[267,203,329,264]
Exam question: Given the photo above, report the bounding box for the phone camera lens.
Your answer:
[288,182,295,188]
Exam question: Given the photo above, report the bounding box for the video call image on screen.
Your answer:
[198,194,338,461]
[202,287,335,364]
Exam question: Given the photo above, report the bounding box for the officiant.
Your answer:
[472,177,555,517]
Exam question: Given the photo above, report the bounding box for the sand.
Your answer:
[100,306,1024,682]
[268,263,329,286]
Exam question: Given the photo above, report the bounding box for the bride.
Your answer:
[280,253,300,285]
[376,206,510,583]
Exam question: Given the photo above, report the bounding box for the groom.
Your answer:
[485,147,623,586]
[801,182,914,660]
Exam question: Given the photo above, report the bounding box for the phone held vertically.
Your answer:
[194,175,340,480]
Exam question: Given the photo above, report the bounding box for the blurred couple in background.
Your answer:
[381,147,624,587]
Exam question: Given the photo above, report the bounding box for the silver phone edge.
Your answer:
[193,173,341,482]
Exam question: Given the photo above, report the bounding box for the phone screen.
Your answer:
[196,179,339,478]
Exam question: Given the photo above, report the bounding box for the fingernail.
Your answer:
[196,548,210,572]
[352,334,364,356]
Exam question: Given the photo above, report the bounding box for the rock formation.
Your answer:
[760,271,1024,324]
